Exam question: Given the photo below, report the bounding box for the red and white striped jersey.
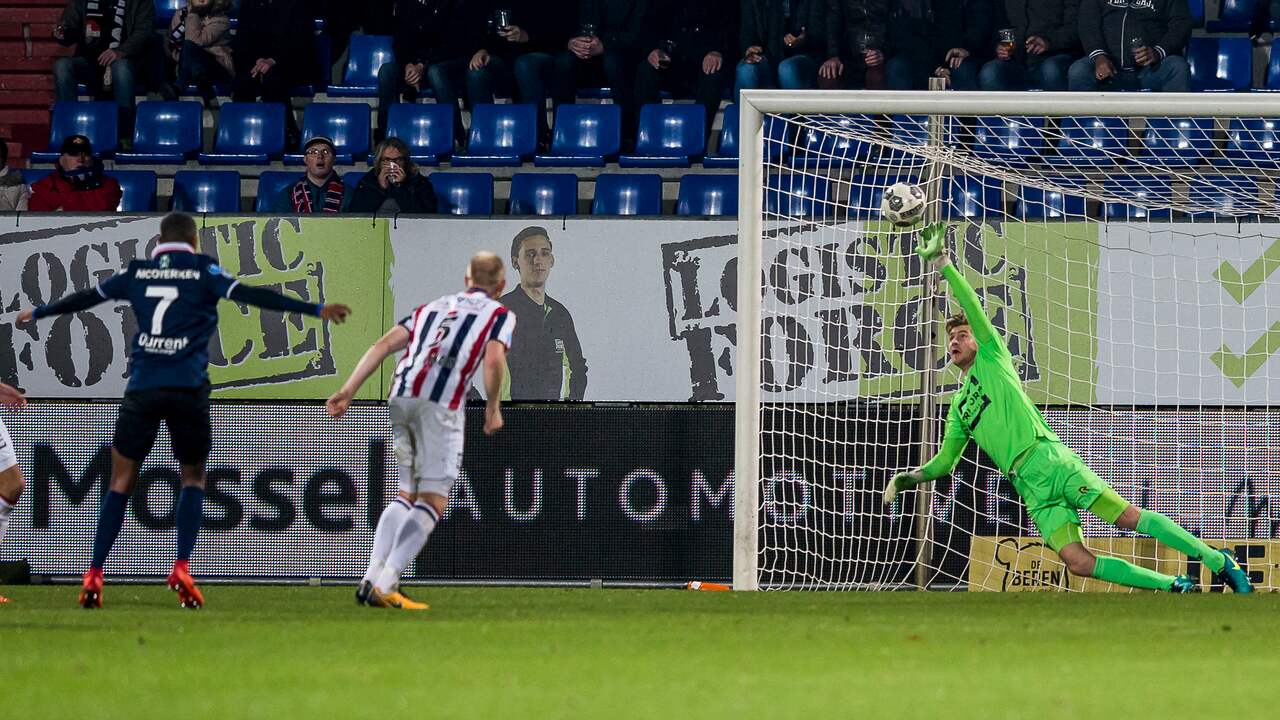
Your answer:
[390,288,515,409]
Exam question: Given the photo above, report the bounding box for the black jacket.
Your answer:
[480,0,577,58]
[826,0,890,61]
[994,0,1081,63]
[739,0,828,61]
[391,0,484,67]
[1078,0,1191,68]
[499,286,588,401]
[577,0,651,55]
[640,0,735,59]
[233,0,315,80]
[886,0,993,63]
[346,169,437,214]
[57,0,155,59]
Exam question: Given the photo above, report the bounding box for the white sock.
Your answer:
[363,498,413,585]
[374,502,439,594]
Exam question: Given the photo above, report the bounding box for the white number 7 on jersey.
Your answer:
[145,285,179,335]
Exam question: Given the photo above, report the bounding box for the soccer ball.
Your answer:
[880,182,926,227]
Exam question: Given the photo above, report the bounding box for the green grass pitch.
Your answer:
[4,585,1276,718]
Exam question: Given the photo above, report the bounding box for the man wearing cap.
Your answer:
[29,135,123,212]
[52,0,155,145]
[271,136,350,214]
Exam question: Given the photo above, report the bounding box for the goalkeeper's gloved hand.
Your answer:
[914,222,947,263]
[884,470,923,506]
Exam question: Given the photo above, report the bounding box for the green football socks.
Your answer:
[1137,509,1225,573]
[1090,556,1175,591]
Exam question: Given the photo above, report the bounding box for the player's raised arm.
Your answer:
[17,266,134,324]
[915,222,999,348]
[223,281,350,323]
[884,417,970,506]
[327,324,411,418]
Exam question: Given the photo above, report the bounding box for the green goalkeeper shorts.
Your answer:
[1008,440,1129,552]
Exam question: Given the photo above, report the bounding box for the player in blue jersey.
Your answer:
[18,212,351,609]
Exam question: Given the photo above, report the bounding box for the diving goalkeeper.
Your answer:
[886,223,1253,594]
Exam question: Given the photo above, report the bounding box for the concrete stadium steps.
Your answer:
[0,0,76,163]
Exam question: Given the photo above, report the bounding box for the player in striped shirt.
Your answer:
[326,251,514,610]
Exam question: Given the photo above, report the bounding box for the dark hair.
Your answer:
[160,212,198,246]
[510,226,552,262]
[945,312,970,334]
[0,137,7,166]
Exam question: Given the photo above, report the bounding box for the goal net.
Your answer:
[734,90,1280,592]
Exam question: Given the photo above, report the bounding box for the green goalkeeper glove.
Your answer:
[914,222,947,263]
[883,470,923,506]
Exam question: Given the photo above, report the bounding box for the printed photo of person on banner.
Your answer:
[500,226,589,401]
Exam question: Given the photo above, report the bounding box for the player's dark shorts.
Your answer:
[113,383,212,465]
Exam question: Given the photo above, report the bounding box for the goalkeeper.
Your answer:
[886,223,1253,594]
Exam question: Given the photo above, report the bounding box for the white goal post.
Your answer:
[735,90,1280,592]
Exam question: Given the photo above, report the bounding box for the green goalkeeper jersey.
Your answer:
[919,263,1060,481]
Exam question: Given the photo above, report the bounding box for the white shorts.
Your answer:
[0,418,15,473]
[388,397,464,497]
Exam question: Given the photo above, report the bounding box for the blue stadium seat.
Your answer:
[385,103,454,165]
[255,171,301,213]
[535,104,621,167]
[1205,0,1256,32]
[1051,116,1129,167]
[154,0,182,26]
[508,172,578,215]
[1187,0,1205,27]
[765,174,831,218]
[30,101,118,162]
[943,175,1004,220]
[1260,39,1280,91]
[283,103,371,164]
[428,172,494,215]
[105,170,157,211]
[327,35,395,97]
[1139,117,1215,166]
[171,170,241,213]
[881,114,936,167]
[619,104,706,168]
[452,104,538,167]
[1102,176,1173,220]
[591,173,662,215]
[115,101,202,164]
[1015,185,1086,220]
[972,116,1046,166]
[849,174,921,220]
[1218,118,1280,167]
[200,102,287,165]
[704,103,739,168]
[790,114,878,169]
[343,170,363,195]
[676,174,738,216]
[1188,175,1259,220]
[21,168,51,192]
[1186,37,1251,92]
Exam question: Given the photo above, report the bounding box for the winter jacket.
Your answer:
[346,168,437,214]
[479,0,577,59]
[57,0,155,59]
[0,167,30,211]
[577,0,652,56]
[886,0,994,64]
[166,0,234,76]
[639,0,735,60]
[739,0,829,61]
[826,0,890,61]
[232,0,315,82]
[391,0,484,68]
[993,0,1081,63]
[28,166,122,212]
[1078,0,1191,68]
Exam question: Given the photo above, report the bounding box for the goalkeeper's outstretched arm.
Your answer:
[883,432,969,506]
[914,222,1000,349]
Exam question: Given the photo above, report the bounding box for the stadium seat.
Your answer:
[105,170,157,211]
[703,103,740,168]
[200,102,287,165]
[385,103,454,165]
[171,170,241,213]
[429,172,494,215]
[283,103,371,164]
[115,101,202,164]
[790,114,878,169]
[765,174,831,218]
[972,116,1046,166]
[1186,37,1251,92]
[676,174,738,216]
[1102,176,1173,220]
[881,114,937,167]
[1260,39,1280,91]
[1139,117,1215,166]
[154,0,182,26]
[1188,175,1259,220]
[1218,118,1280,167]
[255,171,301,213]
[508,172,578,215]
[1205,0,1256,32]
[943,175,1004,220]
[619,104,706,168]
[22,168,51,192]
[590,173,662,215]
[1187,0,1205,27]
[30,102,118,162]
[452,104,538,167]
[850,174,920,220]
[1051,116,1129,167]
[327,35,394,97]
[1015,185,1086,220]
[534,104,621,167]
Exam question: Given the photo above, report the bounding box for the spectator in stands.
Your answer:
[273,137,349,214]
[232,0,314,148]
[478,1,577,147]
[738,0,826,94]
[1068,0,1190,92]
[52,0,155,146]
[28,135,122,212]
[0,139,30,212]
[819,0,890,90]
[347,138,438,214]
[979,1,1078,91]
[634,1,733,138]
[884,0,992,91]
[160,0,234,105]
[552,0,650,148]
[377,0,481,144]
